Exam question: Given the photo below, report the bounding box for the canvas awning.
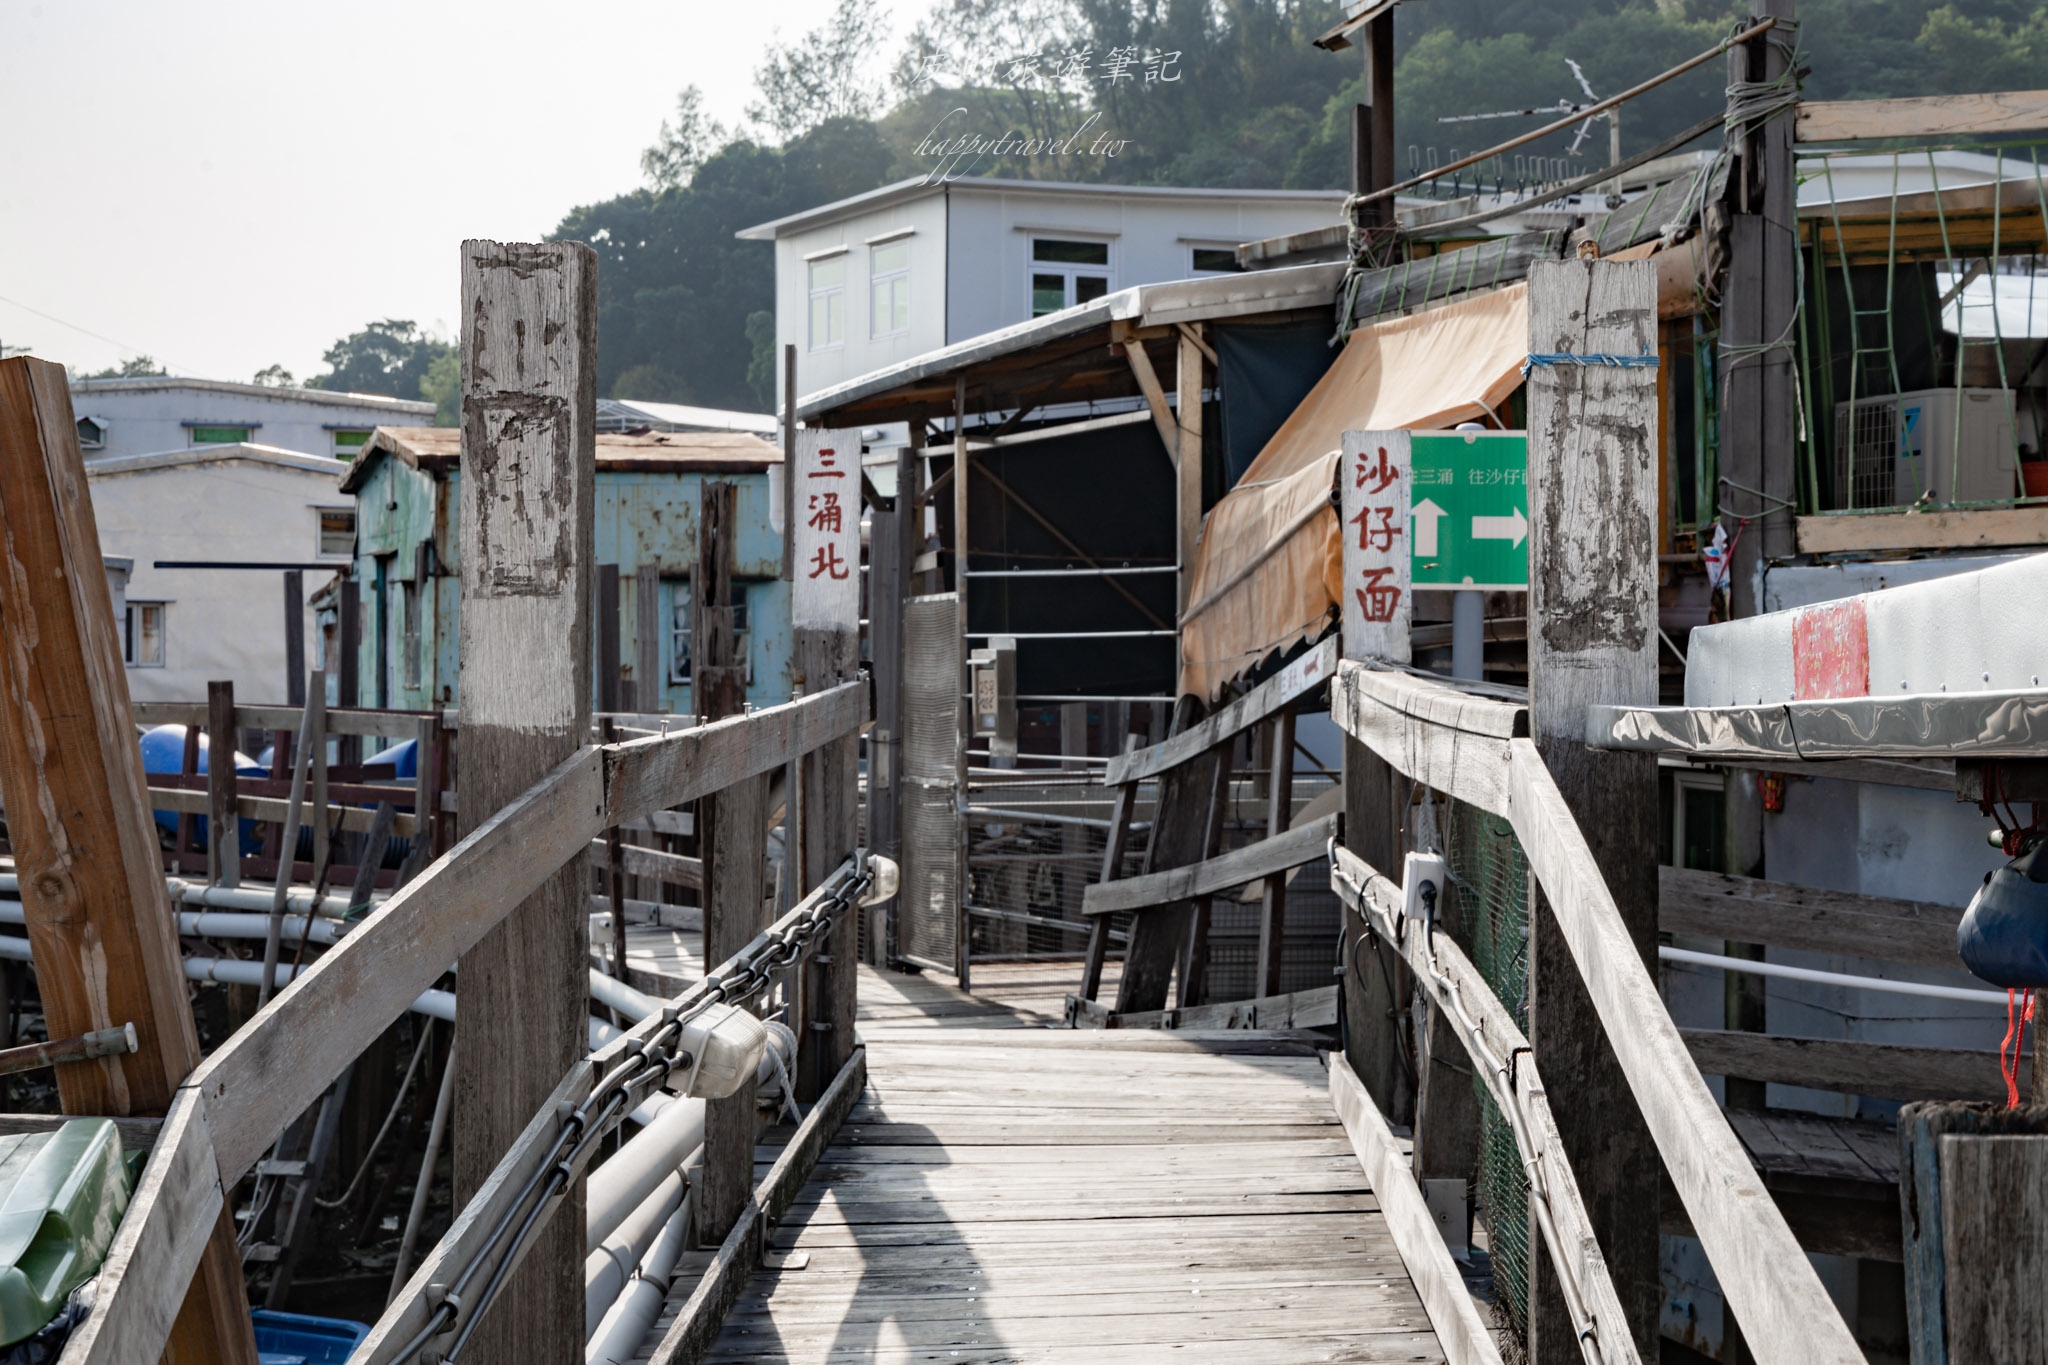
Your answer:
[1178,284,1530,700]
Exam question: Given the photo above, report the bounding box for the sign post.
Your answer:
[791,429,861,631]
[1408,429,1528,680]
[1340,430,1412,664]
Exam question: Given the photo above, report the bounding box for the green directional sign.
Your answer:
[1409,431,1528,592]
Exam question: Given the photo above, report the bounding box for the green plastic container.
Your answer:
[0,1120,131,1345]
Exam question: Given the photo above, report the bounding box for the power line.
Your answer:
[0,292,193,374]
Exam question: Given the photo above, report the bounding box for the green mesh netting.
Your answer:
[1444,797,1531,1342]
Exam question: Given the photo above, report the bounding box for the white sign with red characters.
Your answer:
[1340,430,1411,664]
[792,428,861,630]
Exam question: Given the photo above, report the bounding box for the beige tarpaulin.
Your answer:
[1179,284,1529,700]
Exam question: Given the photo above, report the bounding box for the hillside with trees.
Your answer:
[317,0,2048,414]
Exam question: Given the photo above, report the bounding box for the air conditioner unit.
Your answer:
[1832,388,2017,508]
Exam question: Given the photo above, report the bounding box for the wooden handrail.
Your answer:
[1331,660,1524,817]
[1330,845,1638,1365]
[1103,637,1336,787]
[1502,741,1865,1365]
[1080,813,1339,917]
[56,682,867,1365]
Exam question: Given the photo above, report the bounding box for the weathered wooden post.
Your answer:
[792,429,862,1098]
[207,679,242,887]
[1524,257,1662,1362]
[866,460,903,966]
[0,356,258,1364]
[1337,429,1414,1121]
[694,479,768,1245]
[450,239,597,1364]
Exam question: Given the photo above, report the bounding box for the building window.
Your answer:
[76,416,107,450]
[1030,238,1112,317]
[809,255,846,350]
[317,508,356,557]
[1190,246,1245,276]
[125,602,165,668]
[189,425,252,446]
[667,582,753,686]
[870,240,910,337]
[398,581,421,690]
[333,429,372,458]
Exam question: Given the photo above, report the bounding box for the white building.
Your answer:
[87,445,355,704]
[68,376,434,463]
[738,177,1347,404]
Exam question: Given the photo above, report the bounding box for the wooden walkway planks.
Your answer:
[656,1013,1447,1365]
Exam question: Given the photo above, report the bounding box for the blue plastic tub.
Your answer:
[250,1310,369,1365]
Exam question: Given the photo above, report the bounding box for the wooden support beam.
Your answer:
[283,569,305,708]
[1077,736,1140,1002]
[696,478,767,1246]
[1525,257,1661,1364]
[1082,814,1339,917]
[1659,864,1963,969]
[634,571,662,713]
[1113,701,1221,1015]
[1797,90,2048,143]
[1797,505,2048,555]
[449,238,597,1365]
[1117,333,1180,459]
[1255,709,1294,999]
[1682,1029,2006,1104]
[1721,0,1799,604]
[206,680,240,888]
[1176,327,1205,615]
[0,356,256,1365]
[597,562,622,714]
[952,379,972,990]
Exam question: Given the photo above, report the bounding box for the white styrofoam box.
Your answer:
[1864,553,2048,695]
[1683,609,1798,707]
[1685,551,2048,705]
[1763,553,2029,613]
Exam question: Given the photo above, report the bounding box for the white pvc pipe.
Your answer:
[583,1170,683,1339]
[588,970,663,1024]
[586,1186,695,1364]
[1660,945,2008,1006]
[2,901,346,948]
[585,1096,707,1252]
[0,936,458,1019]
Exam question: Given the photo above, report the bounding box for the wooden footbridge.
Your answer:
[0,252,1886,1365]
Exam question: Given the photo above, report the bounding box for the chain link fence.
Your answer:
[1436,793,1533,1348]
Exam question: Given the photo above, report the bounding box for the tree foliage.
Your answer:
[643,86,727,191]
[76,355,167,379]
[305,319,452,401]
[749,0,893,144]
[539,0,2047,412]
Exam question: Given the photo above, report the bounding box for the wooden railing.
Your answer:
[54,680,867,1365]
[1071,637,1338,1019]
[1327,658,1866,1365]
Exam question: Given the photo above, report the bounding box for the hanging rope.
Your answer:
[2002,988,2037,1108]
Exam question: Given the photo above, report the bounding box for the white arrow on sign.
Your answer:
[1472,506,1528,549]
[1412,498,1446,556]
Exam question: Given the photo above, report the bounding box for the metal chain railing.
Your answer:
[384,854,875,1364]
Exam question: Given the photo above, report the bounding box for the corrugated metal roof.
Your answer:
[736,175,1346,242]
[799,262,1346,422]
[340,425,781,493]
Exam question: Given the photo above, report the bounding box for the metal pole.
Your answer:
[389,1032,453,1303]
[1451,589,1484,680]
[260,669,322,1005]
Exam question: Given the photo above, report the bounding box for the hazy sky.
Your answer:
[0,0,919,383]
